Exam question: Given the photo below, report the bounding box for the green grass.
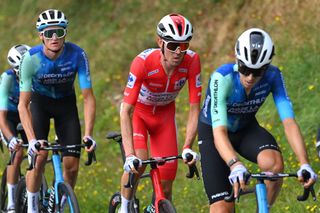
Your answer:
[0,0,319,212]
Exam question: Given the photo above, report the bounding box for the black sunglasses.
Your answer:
[238,64,268,77]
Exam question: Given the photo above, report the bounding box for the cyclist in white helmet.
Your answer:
[0,44,30,212]
[198,28,317,212]
[18,9,96,213]
[119,13,201,213]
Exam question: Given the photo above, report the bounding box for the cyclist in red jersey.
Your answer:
[119,13,201,212]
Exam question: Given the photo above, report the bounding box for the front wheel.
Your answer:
[158,199,176,213]
[57,182,80,213]
[0,167,8,211]
[15,176,27,213]
[108,192,121,213]
[108,192,139,213]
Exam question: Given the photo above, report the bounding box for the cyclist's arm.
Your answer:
[183,103,200,148]
[271,69,309,165]
[120,102,135,156]
[18,52,36,142]
[210,71,239,165]
[0,73,15,140]
[82,88,96,137]
[282,118,309,165]
[184,52,201,148]
[18,92,36,141]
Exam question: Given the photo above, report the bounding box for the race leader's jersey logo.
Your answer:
[127,72,137,89]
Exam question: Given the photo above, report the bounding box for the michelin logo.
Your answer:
[127,72,137,88]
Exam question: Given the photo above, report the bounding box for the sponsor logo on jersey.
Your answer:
[126,72,136,89]
[228,97,266,114]
[149,82,163,87]
[174,78,186,90]
[202,95,211,117]
[138,48,154,60]
[196,74,201,88]
[212,79,219,114]
[178,68,188,73]
[148,69,159,76]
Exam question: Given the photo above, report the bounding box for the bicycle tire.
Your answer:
[0,167,7,211]
[158,199,176,213]
[108,192,140,213]
[108,192,121,213]
[15,176,27,213]
[57,182,80,213]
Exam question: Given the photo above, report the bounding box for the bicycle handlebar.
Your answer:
[224,170,316,202]
[28,140,96,170]
[124,154,200,188]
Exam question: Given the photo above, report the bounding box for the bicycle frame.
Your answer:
[255,180,268,213]
[51,151,74,212]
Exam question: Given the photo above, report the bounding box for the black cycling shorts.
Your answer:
[30,93,81,158]
[198,119,281,204]
[2,111,27,144]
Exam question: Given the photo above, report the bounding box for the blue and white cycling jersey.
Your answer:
[19,42,92,99]
[200,63,294,132]
[0,70,19,112]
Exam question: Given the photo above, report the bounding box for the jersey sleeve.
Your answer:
[0,72,12,110]
[271,69,295,120]
[19,52,35,92]
[77,50,92,89]
[187,53,202,103]
[122,57,146,105]
[210,72,232,129]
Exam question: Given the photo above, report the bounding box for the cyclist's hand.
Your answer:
[124,155,142,173]
[297,164,317,188]
[182,148,199,165]
[27,139,40,156]
[83,136,97,152]
[228,164,248,198]
[9,137,22,151]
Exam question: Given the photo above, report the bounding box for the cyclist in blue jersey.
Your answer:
[0,44,30,213]
[198,28,317,213]
[18,9,96,213]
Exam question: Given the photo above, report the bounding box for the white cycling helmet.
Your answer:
[36,9,68,31]
[7,44,31,74]
[157,13,193,42]
[235,28,274,69]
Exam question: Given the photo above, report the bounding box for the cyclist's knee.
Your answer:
[257,150,283,172]
[210,200,234,213]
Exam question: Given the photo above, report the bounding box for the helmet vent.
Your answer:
[169,24,176,35]
[244,47,248,61]
[185,24,189,36]
[269,46,275,60]
[251,49,258,64]
[177,24,182,36]
[49,10,55,19]
[42,13,48,20]
[57,11,62,19]
[8,57,15,63]
[260,50,267,63]
[236,42,240,55]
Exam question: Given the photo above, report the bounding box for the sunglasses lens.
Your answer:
[43,29,65,39]
[166,42,189,52]
[238,66,266,77]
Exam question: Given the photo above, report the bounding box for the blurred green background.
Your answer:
[0,0,319,212]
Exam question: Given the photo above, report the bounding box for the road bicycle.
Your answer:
[224,170,316,213]
[107,132,200,213]
[15,140,96,213]
[0,124,32,212]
